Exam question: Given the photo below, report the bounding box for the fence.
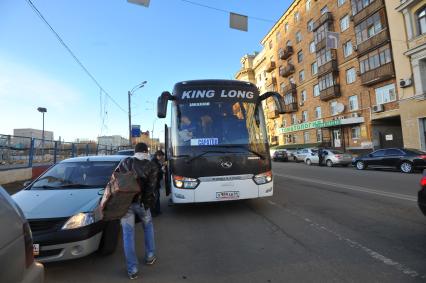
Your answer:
[0,134,132,171]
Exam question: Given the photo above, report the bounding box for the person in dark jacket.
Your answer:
[318,148,324,166]
[151,150,165,216]
[120,142,159,280]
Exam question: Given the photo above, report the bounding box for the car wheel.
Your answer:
[400,161,413,173]
[326,160,333,167]
[98,220,120,256]
[306,159,312,166]
[356,161,366,170]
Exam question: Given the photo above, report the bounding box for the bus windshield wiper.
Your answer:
[57,184,99,188]
[31,185,59,190]
[186,151,229,164]
[214,145,266,160]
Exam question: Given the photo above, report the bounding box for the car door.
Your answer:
[366,150,386,167]
[382,149,404,168]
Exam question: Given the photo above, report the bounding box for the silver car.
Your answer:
[294,148,318,162]
[304,149,353,167]
[0,186,44,283]
[12,155,125,263]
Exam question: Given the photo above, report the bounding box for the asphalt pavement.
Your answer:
[42,162,426,283]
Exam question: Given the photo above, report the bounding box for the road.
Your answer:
[43,163,426,283]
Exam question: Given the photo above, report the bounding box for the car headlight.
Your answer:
[62,212,95,230]
[173,175,200,189]
[253,171,273,185]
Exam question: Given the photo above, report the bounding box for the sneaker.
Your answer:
[128,271,138,280]
[145,255,157,265]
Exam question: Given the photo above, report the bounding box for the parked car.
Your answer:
[353,148,426,173]
[285,149,299,161]
[272,149,288,162]
[293,148,318,162]
[116,149,134,156]
[304,149,353,167]
[418,170,426,216]
[0,186,44,283]
[12,155,125,262]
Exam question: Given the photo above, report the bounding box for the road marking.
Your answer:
[274,173,417,202]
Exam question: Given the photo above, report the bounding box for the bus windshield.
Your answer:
[173,101,268,154]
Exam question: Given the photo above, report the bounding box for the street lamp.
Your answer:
[128,81,147,146]
[37,107,47,159]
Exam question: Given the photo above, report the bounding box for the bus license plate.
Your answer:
[216,191,240,200]
[33,244,40,256]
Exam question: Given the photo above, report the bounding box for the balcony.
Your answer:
[266,77,277,87]
[356,29,390,56]
[315,38,326,53]
[284,102,298,113]
[280,46,294,60]
[313,12,333,32]
[352,0,384,25]
[360,62,395,86]
[267,109,279,119]
[280,64,295,77]
[320,84,341,101]
[317,60,338,77]
[266,61,276,72]
[282,83,297,95]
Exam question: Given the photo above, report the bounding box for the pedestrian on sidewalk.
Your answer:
[151,150,165,216]
[318,148,324,166]
[120,142,159,280]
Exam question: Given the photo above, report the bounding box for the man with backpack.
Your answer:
[120,142,159,280]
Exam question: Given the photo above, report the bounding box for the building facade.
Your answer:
[97,135,129,147]
[235,0,422,153]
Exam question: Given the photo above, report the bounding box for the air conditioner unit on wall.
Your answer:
[372,104,384,113]
[299,101,304,106]
[399,78,412,88]
[351,112,360,118]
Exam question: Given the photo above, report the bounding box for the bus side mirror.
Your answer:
[157,91,174,118]
[254,91,285,126]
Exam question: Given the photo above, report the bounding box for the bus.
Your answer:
[157,79,285,203]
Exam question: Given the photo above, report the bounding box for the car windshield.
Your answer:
[31,161,119,189]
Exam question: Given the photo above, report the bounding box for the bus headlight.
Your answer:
[62,212,95,230]
[253,171,273,185]
[173,175,200,189]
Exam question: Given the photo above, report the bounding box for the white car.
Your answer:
[294,148,318,162]
[0,186,44,283]
[304,149,353,167]
[12,155,125,262]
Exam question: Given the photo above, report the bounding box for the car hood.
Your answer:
[12,188,103,219]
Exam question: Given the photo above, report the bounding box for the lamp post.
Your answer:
[37,107,47,159]
[128,81,147,146]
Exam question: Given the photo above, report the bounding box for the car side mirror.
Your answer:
[157,91,175,118]
[254,91,285,126]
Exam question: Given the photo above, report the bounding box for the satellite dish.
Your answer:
[336,103,345,114]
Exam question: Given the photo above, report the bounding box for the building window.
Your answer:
[307,20,314,32]
[311,61,318,75]
[309,41,316,53]
[289,76,295,84]
[304,131,310,143]
[417,6,426,35]
[299,70,305,82]
[338,0,346,7]
[269,40,273,49]
[340,15,350,32]
[349,95,359,111]
[355,11,385,45]
[330,101,338,116]
[320,6,329,15]
[302,111,309,122]
[297,50,304,63]
[287,40,292,47]
[306,0,311,11]
[359,45,392,74]
[301,90,307,102]
[351,0,375,16]
[315,106,322,119]
[351,126,361,139]
[346,68,356,84]
[319,73,336,91]
[284,92,296,105]
[375,84,396,105]
[294,11,300,23]
[314,22,331,45]
[343,41,353,58]
[316,129,323,142]
[296,31,303,43]
[313,84,320,97]
[291,114,297,124]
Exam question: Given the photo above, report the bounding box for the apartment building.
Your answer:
[236,0,406,153]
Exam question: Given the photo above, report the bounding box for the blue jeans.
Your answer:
[121,202,155,275]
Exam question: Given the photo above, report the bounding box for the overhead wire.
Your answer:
[25,0,127,114]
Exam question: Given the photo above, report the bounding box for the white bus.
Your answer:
[157,79,284,203]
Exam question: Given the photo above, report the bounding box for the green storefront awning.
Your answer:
[270,142,323,150]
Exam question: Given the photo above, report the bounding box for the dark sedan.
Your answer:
[272,150,288,162]
[417,170,426,216]
[352,148,426,173]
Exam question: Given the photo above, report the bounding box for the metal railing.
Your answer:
[0,134,132,171]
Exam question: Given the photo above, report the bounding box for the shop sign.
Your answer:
[277,119,342,134]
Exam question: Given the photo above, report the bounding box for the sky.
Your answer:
[0,0,291,142]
